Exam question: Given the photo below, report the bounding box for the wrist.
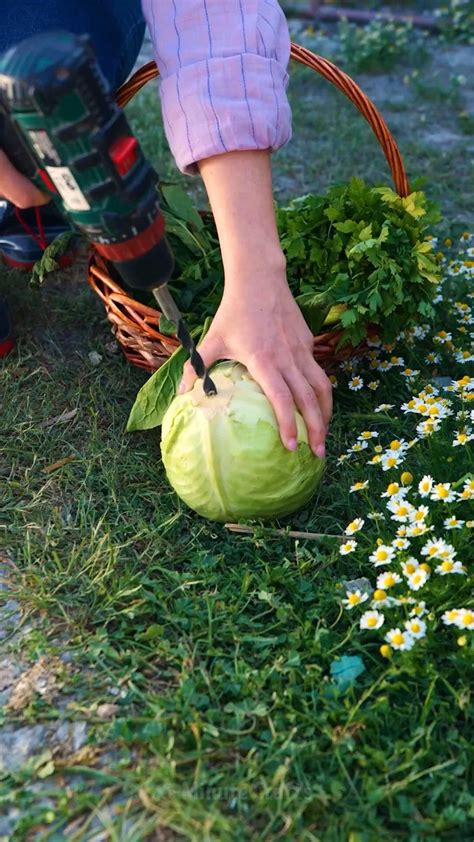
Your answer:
[223,246,287,286]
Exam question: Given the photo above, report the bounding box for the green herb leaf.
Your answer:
[159,314,176,337]
[161,184,204,230]
[295,292,332,335]
[126,318,212,432]
[30,231,75,288]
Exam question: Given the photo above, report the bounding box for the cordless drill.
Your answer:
[0,31,216,393]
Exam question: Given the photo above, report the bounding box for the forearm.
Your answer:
[197,149,285,279]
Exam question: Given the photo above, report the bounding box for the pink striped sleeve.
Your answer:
[140,0,293,175]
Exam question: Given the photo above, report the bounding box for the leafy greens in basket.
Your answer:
[127,178,442,431]
[161,176,441,350]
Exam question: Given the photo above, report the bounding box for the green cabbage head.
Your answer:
[160,361,325,522]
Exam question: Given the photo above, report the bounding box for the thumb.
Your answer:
[178,334,223,394]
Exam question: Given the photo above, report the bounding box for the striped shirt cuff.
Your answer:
[159,52,292,175]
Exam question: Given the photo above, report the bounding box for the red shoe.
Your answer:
[0,300,14,358]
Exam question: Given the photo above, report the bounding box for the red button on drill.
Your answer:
[109,136,138,176]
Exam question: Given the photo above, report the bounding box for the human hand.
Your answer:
[179,258,333,457]
[0,150,49,208]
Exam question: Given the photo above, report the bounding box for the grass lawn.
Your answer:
[0,21,473,842]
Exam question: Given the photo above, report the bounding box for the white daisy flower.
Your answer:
[342,589,369,609]
[443,516,465,529]
[430,483,456,503]
[360,610,385,630]
[455,609,474,630]
[408,505,430,524]
[405,522,432,538]
[435,559,466,576]
[348,376,364,391]
[349,481,369,493]
[392,537,410,551]
[345,518,365,535]
[387,499,415,522]
[409,601,427,618]
[420,538,447,559]
[369,544,396,567]
[453,428,474,446]
[418,475,434,496]
[376,570,402,590]
[367,511,385,520]
[407,568,429,591]
[401,557,419,577]
[441,609,461,626]
[374,403,395,413]
[357,431,379,441]
[404,618,426,639]
[340,540,358,556]
[381,453,404,471]
[349,441,368,453]
[384,628,415,651]
[387,439,410,453]
[433,330,452,344]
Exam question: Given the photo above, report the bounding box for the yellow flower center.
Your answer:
[373,589,387,600]
[411,622,420,633]
[441,561,453,571]
[367,617,378,628]
[405,562,417,574]
[348,593,361,605]
[392,631,404,645]
[461,613,473,625]
[377,550,388,560]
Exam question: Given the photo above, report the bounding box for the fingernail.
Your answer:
[286,438,297,452]
[315,443,326,458]
[178,381,186,395]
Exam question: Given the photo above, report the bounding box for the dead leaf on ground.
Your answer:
[6,655,66,712]
[95,703,120,720]
[54,744,103,768]
[42,456,78,474]
[43,408,78,428]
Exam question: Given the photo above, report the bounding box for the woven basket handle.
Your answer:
[116,43,409,198]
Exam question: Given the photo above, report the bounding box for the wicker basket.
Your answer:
[88,43,410,374]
